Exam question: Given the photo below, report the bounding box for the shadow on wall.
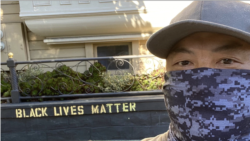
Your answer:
[111,1,153,34]
[24,0,153,37]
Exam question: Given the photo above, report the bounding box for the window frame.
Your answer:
[94,42,133,73]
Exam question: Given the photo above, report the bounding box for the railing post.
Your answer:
[7,52,20,103]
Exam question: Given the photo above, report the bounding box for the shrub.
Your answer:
[1,62,165,101]
[1,72,11,97]
[130,68,165,91]
[102,72,134,92]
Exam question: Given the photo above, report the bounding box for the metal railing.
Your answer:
[1,53,166,103]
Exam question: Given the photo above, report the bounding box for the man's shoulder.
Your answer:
[141,131,169,141]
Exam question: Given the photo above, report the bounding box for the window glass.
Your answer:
[97,45,129,70]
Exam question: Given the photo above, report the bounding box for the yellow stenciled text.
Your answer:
[15,107,48,118]
[91,102,136,114]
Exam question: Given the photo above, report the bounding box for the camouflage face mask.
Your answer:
[163,68,250,141]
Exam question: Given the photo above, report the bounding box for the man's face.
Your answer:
[166,32,250,71]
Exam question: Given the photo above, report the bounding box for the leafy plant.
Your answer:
[102,72,134,92]
[1,62,165,102]
[18,65,43,82]
[130,68,165,91]
[1,72,11,97]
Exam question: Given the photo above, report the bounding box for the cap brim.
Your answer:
[147,19,250,59]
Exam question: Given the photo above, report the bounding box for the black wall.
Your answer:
[1,95,170,141]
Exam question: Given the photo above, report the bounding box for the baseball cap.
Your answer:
[147,1,250,59]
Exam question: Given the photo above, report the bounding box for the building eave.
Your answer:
[44,34,151,44]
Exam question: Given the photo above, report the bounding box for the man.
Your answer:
[143,1,250,141]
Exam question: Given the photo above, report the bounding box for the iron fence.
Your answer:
[1,53,166,103]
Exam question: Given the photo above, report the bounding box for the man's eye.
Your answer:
[177,61,191,66]
[220,59,234,64]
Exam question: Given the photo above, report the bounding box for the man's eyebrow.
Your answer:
[212,42,243,52]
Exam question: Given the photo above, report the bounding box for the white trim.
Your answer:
[132,41,140,55]
[22,22,31,61]
[19,8,145,19]
[99,0,117,3]
[85,43,94,69]
[44,34,151,45]
[78,0,90,4]
[32,1,51,7]
[60,1,71,5]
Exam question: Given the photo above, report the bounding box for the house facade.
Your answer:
[1,1,193,71]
